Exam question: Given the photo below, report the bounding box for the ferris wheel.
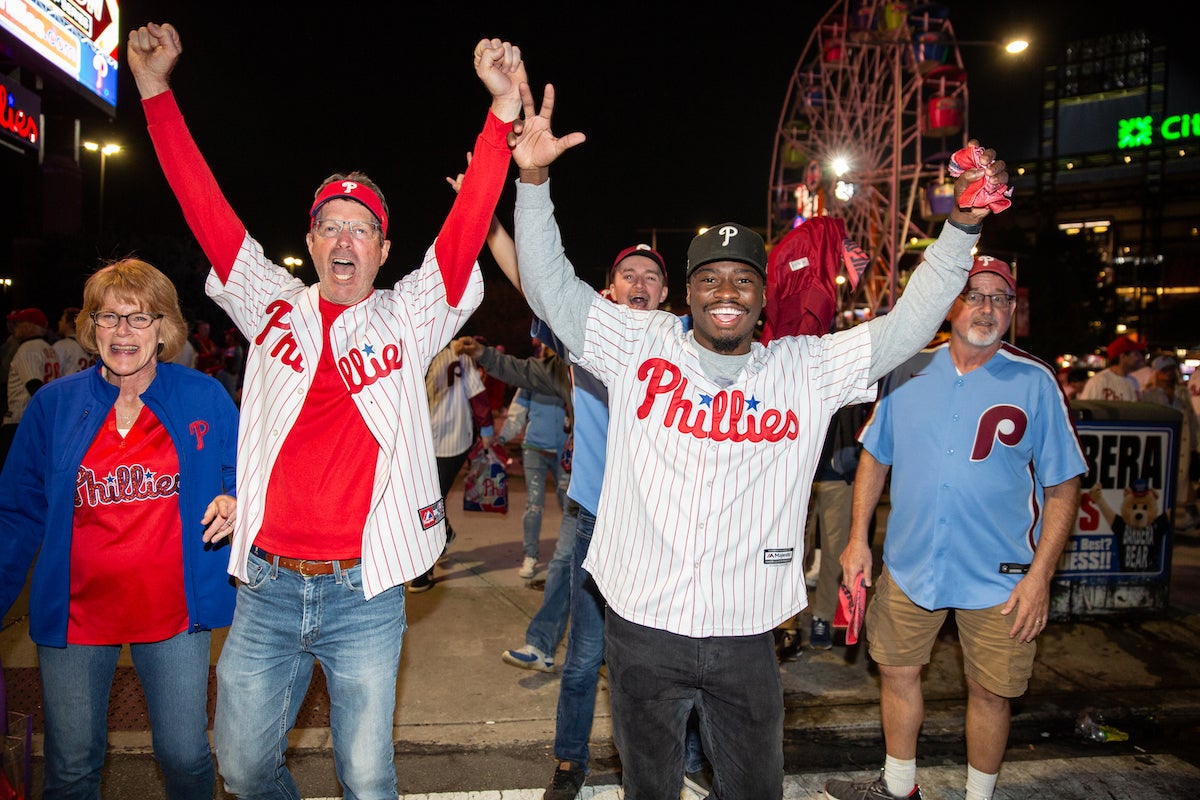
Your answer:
[767,0,970,319]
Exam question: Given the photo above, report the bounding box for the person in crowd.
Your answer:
[458,334,575,664]
[54,306,95,375]
[448,152,709,795]
[825,255,1085,800]
[189,319,221,375]
[1,307,59,467]
[413,338,496,592]
[1062,365,1089,400]
[128,20,525,798]
[1141,354,1200,531]
[0,258,238,799]
[1080,335,1145,401]
[505,79,1009,799]
[803,402,870,651]
[172,318,198,368]
[501,335,566,578]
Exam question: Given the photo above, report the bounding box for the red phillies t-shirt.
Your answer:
[69,408,187,644]
[254,298,379,560]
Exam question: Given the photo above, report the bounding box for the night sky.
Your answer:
[77,0,1173,324]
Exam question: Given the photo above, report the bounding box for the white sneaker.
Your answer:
[519,556,538,579]
[501,643,554,671]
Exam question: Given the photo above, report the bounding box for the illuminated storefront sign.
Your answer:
[0,73,40,149]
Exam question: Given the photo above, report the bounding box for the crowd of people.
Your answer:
[1,15,1198,800]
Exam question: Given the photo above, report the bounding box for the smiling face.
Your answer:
[609,255,669,311]
[948,271,1014,352]
[685,260,766,355]
[95,291,162,386]
[305,198,391,306]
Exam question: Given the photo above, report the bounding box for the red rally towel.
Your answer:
[946,145,1013,214]
[834,572,867,645]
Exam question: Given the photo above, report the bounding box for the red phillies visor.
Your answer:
[309,180,388,237]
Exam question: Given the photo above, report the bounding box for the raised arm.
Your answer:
[128,22,245,279]
[447,153,520,292]
[864,142,1010,384]
[509,83,593,356]
[434,39,526,307]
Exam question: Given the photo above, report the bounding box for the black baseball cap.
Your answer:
[685,223,767,279]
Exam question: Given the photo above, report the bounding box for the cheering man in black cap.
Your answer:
[505,82,1012,799]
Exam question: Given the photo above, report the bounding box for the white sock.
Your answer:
[965,764,998,800]
[883,755,916,798]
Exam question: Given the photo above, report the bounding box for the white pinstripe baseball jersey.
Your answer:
[575,301,876,637]
[208,234,483,599]
[426,346,487,458]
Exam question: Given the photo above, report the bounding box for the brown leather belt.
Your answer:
[251,546,361,577]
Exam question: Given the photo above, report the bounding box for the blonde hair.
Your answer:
[76,258,188,362]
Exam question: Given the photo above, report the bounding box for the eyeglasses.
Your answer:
[311,218,381,241]
[91,311,164,329]
[959,290,1015,309]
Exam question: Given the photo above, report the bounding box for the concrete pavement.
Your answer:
[3,470,1200,797]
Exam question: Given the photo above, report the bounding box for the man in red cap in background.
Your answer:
[2,308,60,466]
[1081,334,1147,402]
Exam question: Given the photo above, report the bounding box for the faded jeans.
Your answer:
[214,551,406,800]
[38,630,214,800]
[521,447,568,560]
[525,498,579,656]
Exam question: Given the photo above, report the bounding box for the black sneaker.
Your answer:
[810,617,833,650]
[543,761,586,800]
[824,773,922,800]
[407,569,434,593]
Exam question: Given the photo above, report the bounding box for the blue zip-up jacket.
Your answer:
[0,362,239,647]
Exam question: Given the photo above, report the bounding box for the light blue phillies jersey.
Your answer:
[860,343,1086,610]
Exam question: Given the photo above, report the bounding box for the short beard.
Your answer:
[964,323,1002,348]
[708,332,749,354]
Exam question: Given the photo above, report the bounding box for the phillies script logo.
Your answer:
[970,404,1028,461]
[256,299,403,391]
[636,358,799,442]
[75,465,181,508]
[257,300,305,373]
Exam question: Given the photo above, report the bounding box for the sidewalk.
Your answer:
[3,473,1200,786]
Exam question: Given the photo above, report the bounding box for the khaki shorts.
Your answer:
[866,567,1036,698]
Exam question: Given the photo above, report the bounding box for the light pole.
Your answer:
[83,141,121,236]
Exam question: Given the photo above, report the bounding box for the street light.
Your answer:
[282,256,303,272]
[83,141,121,236]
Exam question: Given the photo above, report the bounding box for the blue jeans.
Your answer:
[214,552,406,800]
[38,630,214,800]
[605,612,784,800]
[553,508,606,767]
[522,447,568,559]
[525,498,579,656]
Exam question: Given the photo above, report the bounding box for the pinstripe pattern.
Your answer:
[208,233,483,599]
[426,348,487,458]
[576,299,876,637]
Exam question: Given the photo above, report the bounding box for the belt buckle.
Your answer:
[297,559,322,577]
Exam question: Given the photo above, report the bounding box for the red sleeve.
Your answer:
[142,91,246,283]
[433,112,514,307]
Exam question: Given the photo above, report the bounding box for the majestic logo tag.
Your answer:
[763,548,793,565]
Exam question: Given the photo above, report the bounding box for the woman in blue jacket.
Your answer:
[0,258,239,800]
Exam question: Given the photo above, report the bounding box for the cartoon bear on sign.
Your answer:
[1088,478,1168,573]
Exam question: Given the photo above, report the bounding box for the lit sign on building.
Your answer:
[1118,113,1200,149]
[0,73,40,149]
[0,0,119,115]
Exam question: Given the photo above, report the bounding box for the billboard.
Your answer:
[0,0,119,115]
